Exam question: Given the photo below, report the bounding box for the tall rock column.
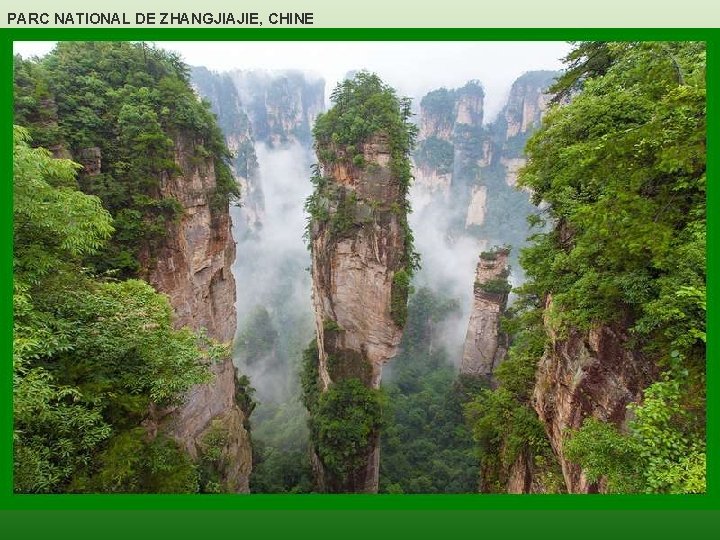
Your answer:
[304,73,416,493]
[142,132,253,493]
[460,248,511,381]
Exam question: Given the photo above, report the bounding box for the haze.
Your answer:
[14,41,571,121]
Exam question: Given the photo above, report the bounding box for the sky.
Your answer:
[14,41,571,121]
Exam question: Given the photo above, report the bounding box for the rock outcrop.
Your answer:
[191,66,263,231]
[142,131,252,493]
[503,71,554,139]
[311,136,407,391]
[309,121,412,492]
[460,249,510,380]
[231,70,325,147]
[413,72,558,255]
[531,298,656,493]
[414,82,486,196]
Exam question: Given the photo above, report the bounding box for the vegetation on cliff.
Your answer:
[306,71,420,294]
[14,42,239,278]
[13,43,248,494]
[466,41,706,493]
[13,127,218,492]
[303,72,418,490]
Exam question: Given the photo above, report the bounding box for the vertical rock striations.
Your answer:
[191,66,263,231]
[414,81,485,197]
[413,72,558,256]
[498,71,559,189]
[531,305,655,492]
[231,70,325,147]
[142,131,253,493]
[304,73,416,493]
[460,248,511,381]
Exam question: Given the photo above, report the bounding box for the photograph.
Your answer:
[12,39,706,495]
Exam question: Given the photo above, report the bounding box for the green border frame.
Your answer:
[1,27,717,538]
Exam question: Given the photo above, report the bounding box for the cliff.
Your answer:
[460,249,510,381]
[531,302,656,492]
[414,81,486,197]
[142,132,253,493]
[191,66,264,231]
[484,43,707,495]
[231,70,325,147]
[305,74,415,492]
[498,71,559,188]
[309,134,407,492]
[311,134,407,391]
[413,72,557,259]
[502,71,555,139]
[13,42,253,493]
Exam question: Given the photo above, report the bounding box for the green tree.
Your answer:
[14,42,239,278]
[13,127,215,493]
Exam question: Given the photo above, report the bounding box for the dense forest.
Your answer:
[465,41,706,493]
[13,42,245,493]
[13,41,706,494]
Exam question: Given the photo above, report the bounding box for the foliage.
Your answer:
[314,71,417,191]
[463,296,560,492]
[548,42,614,103]
[465,387,550,488]
[14,42,239,278]
[309,72,420,280]
[236,306,279,367]
[480,41,707,494]
[520,41,706,349]
[415,136,454,174]
[68,430,199,493]
[235,374,257,421]
[302,339,386,487]
[565,353,706,494]
[475,276,511,296]
[13,127,214,493]
[390,268,413,327]
[380,288,479,493]
[420,88,456,123]
[311,379,386,481]
[250,440,313,494]
[300,340,321,412]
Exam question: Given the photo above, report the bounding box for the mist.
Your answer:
[407,184,485,364]
[14,41,571,123]
[231,141,315,404]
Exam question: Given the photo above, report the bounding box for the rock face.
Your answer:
[503,71,554,139]
[465,186,488,227]
[231,70,325,147]
[531,299,656,493]
[494,71,558,199]
[414,82,485,196]
[412,72,558,266]
[142,131,252,493]
[193,68,325,233]
[310,133,409,492]
[191,67,263,231]
[460,249,510,380]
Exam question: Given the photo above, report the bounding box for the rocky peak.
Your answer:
[503,71,557,139]
[142,130,252,493]
[455,81,485,127]
[418,81,485,141]
[460,248,511,380]
[312,134,406,392]
[306,75,414,493]
[191,66,263,231]
[414,82,486,196]
[531,297,656,493]
[231,70,325,147]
